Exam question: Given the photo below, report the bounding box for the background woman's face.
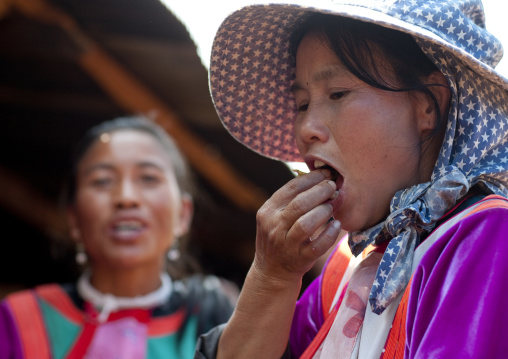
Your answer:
[293,34,429,232]
[69,129,191,270]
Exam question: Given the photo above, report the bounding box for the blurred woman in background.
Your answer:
[0,116,236,358]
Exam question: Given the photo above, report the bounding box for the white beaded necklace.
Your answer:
[77,270,172,323]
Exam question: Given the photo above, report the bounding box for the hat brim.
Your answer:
[210,2,508,162]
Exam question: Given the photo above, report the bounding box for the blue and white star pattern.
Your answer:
[210,0,508,314]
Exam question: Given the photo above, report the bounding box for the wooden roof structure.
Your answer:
[0,0,294,292]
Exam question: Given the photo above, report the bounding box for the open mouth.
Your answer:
[313,160,342,200]
[111,220,146,239]
[313,160,341,183]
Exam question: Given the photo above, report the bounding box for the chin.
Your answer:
[103,254,145,268]
[334,202,386,233]
[333,208,357,233]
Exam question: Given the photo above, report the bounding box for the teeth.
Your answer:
[115,221,142,231]
[314,160,326,168]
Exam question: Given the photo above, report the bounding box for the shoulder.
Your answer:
[174,274,236,296]
[431,194,508,250]
[410,194,508,310]
[3,283,61,306]
[177,274,238,309]
[406,195,508,357]
[417,195,508,267]
[174,275,237,335]
[411,194,508,299]
[3,283,84,325]
[458,194,508,219]
[158,274,237,318]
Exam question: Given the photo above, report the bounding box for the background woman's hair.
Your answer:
[289,14,447,137]
[63,115,200,279]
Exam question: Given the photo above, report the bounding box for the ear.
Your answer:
[173,193,194,238]
[67,207,81,242]
[417,71,451,134]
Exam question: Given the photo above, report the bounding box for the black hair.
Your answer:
[289,13,449,139]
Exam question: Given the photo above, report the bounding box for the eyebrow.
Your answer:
[137,161,166,172]
[82,163,114,177]
[290,65,343,94]
[82,161,166,176]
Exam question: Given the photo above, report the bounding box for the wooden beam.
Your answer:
[0,85,119,113]
[13,0,269,212]
[79,49,269,210]
[0,166,66,239]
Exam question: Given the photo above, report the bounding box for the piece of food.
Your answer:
[293,169,308,177]
[292,167,340,200]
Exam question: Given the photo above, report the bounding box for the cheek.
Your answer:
[340,97,417,157]
[74,190,109,226]
[148,190,181,230]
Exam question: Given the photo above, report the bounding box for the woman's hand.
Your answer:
[217,168,342,359]
[253,168,342,283]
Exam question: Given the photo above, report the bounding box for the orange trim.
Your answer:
[462,195,508,219]
[148,307,186,336]
[381,277,412,359]
[321,235,352,317]
[35,284,84,324]
[6,290,52,358]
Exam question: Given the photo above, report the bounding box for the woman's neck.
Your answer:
[89,265,163,297]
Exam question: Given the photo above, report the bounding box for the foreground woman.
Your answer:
[196,0,508,358]
[0,117,235,358]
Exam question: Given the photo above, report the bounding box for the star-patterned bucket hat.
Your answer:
[210,0,507,163]
[211,0,508,315]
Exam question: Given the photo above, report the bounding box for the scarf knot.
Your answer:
[349,167,474,314]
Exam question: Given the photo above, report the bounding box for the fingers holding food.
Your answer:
[292,169,308,177]
[270,168,332,206]
[253,170,339,279]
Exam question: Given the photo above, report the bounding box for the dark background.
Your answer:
[0,0,297,295]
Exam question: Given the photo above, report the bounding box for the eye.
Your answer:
[90,177,113,188]
[140,174,161,185]
[330,91,347,100]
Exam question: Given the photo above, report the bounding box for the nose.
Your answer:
[296,106,330,147]
[114,178,140,209]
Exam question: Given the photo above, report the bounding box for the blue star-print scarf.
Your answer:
[349,0,508,315]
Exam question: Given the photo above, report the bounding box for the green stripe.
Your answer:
[38,299,81,359]
[147,315,198,358]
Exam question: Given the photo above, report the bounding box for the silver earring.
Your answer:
[75,242,88,265]
[167,247,180,261]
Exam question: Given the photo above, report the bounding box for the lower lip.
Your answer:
[329,186,344,215]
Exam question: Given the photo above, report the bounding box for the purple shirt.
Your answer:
[0,300,23,359]
[290,205,508,358]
